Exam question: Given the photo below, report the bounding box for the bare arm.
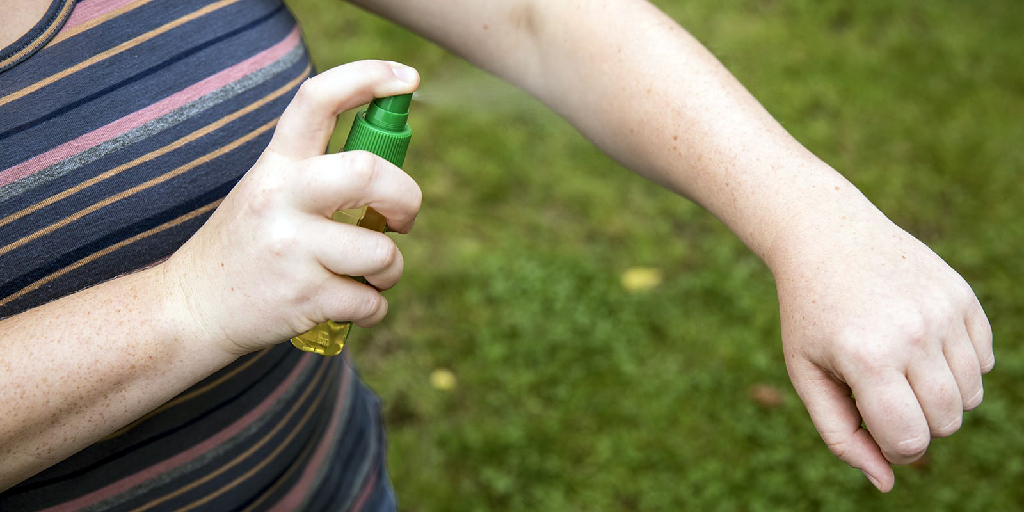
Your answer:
[347,0,993,491]
[0,268,232,491]
[347,0,838,260]
[0,61,422,490]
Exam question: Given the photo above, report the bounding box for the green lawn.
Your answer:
[285,1,1024,510]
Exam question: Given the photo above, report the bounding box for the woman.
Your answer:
[0,0,993,509]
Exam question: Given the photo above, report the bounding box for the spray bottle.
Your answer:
[291,93,414,356]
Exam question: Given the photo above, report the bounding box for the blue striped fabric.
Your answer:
[0,1,394,510]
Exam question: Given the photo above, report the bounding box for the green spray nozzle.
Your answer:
[365,93,413,131]
[343,93,413,167]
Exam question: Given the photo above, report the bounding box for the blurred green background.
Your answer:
[285,1,1023,510]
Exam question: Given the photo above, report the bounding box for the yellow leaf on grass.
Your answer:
[430,368,457,391]
[621,267,663,292]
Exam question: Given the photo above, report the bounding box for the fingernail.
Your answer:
[391,64,418,84]
[860,470,881,490]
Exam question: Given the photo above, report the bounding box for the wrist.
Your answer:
[743,163,888,275]
[148,259,240,367]
[759,187,895,280]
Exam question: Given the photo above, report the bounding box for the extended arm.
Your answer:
[347,0,994,491]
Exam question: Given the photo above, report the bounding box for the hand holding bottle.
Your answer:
[292,92,416,356]
[159,60,422,357]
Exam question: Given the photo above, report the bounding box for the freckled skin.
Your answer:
[0,60,422,491]
[350,0,991,493]
[1,0,993,496]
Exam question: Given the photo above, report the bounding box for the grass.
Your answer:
[285,1,1024,510]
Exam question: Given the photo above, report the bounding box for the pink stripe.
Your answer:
[42,354,315,512]
[268,366,354,511]
[60,0,145,33]
[350,463,380,512]
[0,27,300,187]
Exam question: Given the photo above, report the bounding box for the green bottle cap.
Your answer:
[343,93,413,168]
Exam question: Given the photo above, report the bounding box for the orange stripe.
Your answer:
[46,0,155,47]
[0,116,277,259]
[240,364,356,512]
[239,367,352,512]
[0,64,308,231]
[0,0,244,108]
[238,425,320,512]
[130,361,333,512]
[104,347,270,440]
[0,200,219,309]
[0,0,76,69]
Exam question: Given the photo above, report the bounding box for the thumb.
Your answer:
[788,359,895,492]
[268,60,419,159]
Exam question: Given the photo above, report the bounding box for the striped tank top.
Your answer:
[0,0,394,510]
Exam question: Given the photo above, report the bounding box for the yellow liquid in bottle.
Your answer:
[290,206,388,356]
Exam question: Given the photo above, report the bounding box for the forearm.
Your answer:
[0,265,235,490]
[350,0,884,266]
[347,1,993,491]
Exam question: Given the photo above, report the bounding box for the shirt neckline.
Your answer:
[0,0,77,73]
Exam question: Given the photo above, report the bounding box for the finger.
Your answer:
[299,151,422,233]
[906,355,964,438]
[363,249,404,291]
[268,60,420,159]
[788,360,894,492]
[315,272,389,328]
[308,220,405,291]
[849,369,931,466]
[944,323,984,410]
[965,298,995,373]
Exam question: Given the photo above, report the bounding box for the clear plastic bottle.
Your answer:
[291,93,413,356]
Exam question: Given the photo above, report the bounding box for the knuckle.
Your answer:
[410,184,423,214]
[294,77,322,106]
[355,289,385,320]
[371,236,400,269]
[354,293,387,326]
[973,314,995,353]
[261,218,299,258]
[963,386,984,410]
[840,315,928,367]
[899,313,931,349]
[356,59,401,82]
[240,169,290,217]
[273,267,318,313]
[823,434,853,461]
[247,185,275,214]
[955,279,978,306]
[367,259,403,292]
[391,184,422,232]
[840,338,890,371]
[341,151,380,191]
[981,354,995,373]
[980,322,995,347]
[891,434,930,460]
[367,59,396,77]
[246,179,281,212]
[931,414,962,438]
[285,281,318,312]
